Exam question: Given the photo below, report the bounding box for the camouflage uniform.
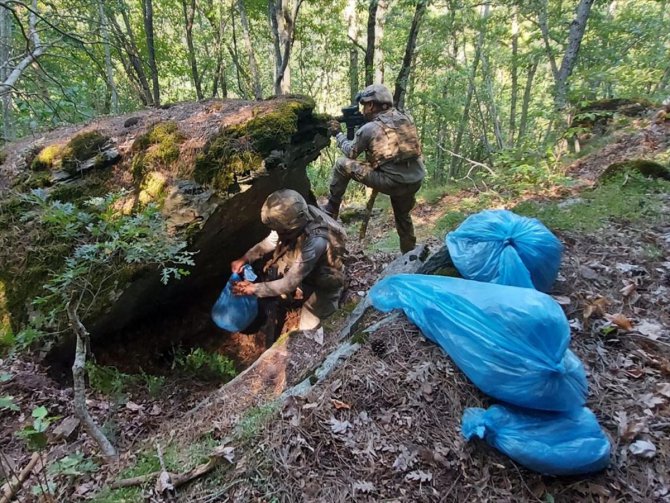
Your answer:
[244,190,347,330]
[328,84,425,253]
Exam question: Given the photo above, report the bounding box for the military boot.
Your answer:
[322,199,340,220]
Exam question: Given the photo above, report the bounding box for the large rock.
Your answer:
[0,96,330,343]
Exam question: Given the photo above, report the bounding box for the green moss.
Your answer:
[138,171,167,205]
[31,144,64,171]
[194,97,315,192]
[61,131,109,174]
[350,331,368,345]
[0,281,14,351]
[514,172,670,232]
[131,122,184,182]
[0,150,6,165]
[600,159,670,183]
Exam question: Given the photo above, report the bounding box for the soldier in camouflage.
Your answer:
[324,83,425,253]
[231,189,347,331]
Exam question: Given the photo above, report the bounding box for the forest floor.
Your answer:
[2,113,670,502]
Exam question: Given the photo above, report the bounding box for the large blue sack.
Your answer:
[462,404,610,476]
[446,209,563,292]
[369,275,587,411]
[211,266,258,332]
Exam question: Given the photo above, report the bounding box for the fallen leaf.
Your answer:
[212,445,235,463]
[353,481,376,493]
[327,417,352,434]
[331,399,351,410]
[620,283,637,297]
[149,404,162,416]
[605,313,633,331]
[583,297,610,320]
[74,482,95,496]
[125,401,143,412]
[640,393,665,409]
[629,440,656,458]
[656,383,670,398]
[623,368,644,379]
[553,295,571,306]
[580,266,600,280]
[405,470,433,482]
[635,320,664,340]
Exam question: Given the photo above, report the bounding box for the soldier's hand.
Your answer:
[231,257,247,274]
[232,280,256,296]
[328,119,341,137]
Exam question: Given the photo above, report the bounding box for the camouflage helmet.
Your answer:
[356,84,393,106]
[261,189,309,233]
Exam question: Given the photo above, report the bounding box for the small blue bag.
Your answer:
[446,209,563,292]
[369,275,587,411]
[462,404,611,476]
[211,265,258,332]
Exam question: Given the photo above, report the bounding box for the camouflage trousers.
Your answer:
[299,284,343,330]
[329,157,422,253]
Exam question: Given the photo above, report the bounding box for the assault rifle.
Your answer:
[336,104,365,140]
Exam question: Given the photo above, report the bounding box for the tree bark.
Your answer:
[67,301,117,460]
[518,58,538,142]
[109,0,154,105]
[373,0,387,84]
[238,0,262,99]
[269,0,302,95]
[97,0,118,114]
[393,0,429,110]
[554,0,595,109]
[181,0,203,100]
[508,5,519,144]
[449,2,489,177]
[0,0,45,99]
[0,5,13,140]
[141,0,160,105]
[364,0,377,86]
[345,0,359,102]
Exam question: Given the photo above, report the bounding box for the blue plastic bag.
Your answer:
[446,210,563,292]
[369,274,587,411]
[211,265,258,332]
[462,404,610,476]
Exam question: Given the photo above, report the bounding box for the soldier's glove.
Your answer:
[327,119,341,137]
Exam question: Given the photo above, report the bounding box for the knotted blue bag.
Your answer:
[462,404,610,476]
[446,210,563,292]
[369,275,587,411]
[211,265,258,332]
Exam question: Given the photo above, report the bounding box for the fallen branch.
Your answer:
[436,144,495,176]
[110,445,234,490]
[358,189,378,240]
[0,452,40,503]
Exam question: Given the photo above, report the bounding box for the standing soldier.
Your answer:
[231,189,347,331]
[324,83,425,254]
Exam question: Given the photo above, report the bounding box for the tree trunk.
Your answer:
[373,0,388,84]
[518,59,538,142]
[0,5,13,140]
[182,0,203,100]
[364,0,377,86]
[450,2,489,177]
[238,0,262,99]
[0,0,45,100]
[481,52,504,149]
[98,0,119,114]
[508,5,519,144]
[554,0,595,109]
[110,1,154,105]
[345,0,359,102]
[269,0,302,95]
[141,0,160,106]
[67,301,117,460]
[393,0,428,110]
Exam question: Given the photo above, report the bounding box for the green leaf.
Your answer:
[0,372,12,382]
[32,405,48,419]
[0,395,20,412]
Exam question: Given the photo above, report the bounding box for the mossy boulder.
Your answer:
[0,95,330,350]
[61,131,110,174]
[600,159,670,183]
[572,98,658,134]
[131,121,184,182]
[194,97,316,192]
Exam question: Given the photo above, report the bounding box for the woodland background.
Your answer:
[1,0,669,187]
